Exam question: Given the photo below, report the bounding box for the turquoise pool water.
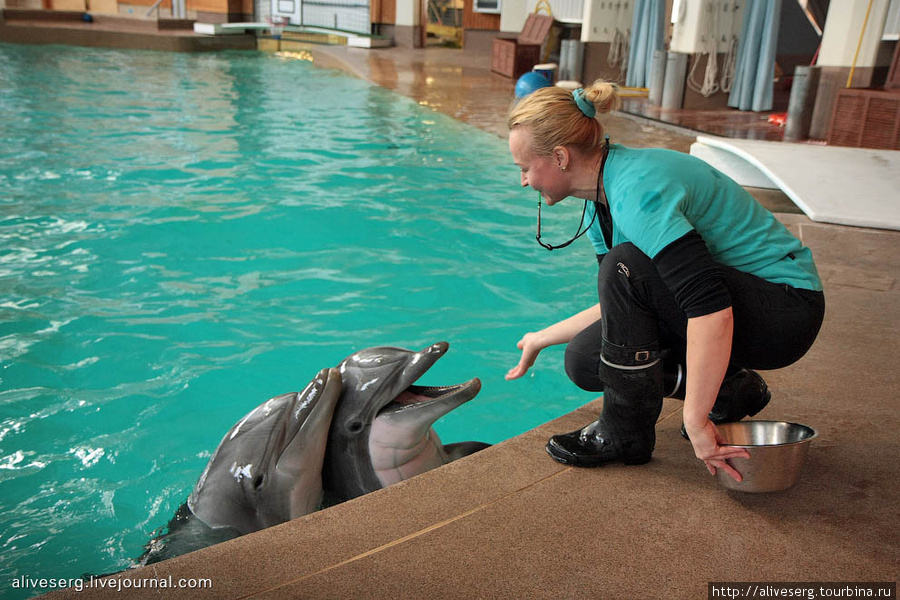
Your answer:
[0,43,598,594]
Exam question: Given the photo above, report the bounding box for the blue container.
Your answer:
[515,71,552,99]
[532,63,557,84]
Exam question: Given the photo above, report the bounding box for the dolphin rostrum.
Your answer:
[139,367,342,565]
[323,341,489,504]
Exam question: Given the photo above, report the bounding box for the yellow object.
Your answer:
[533,0,553,17]
[618,87,649,97]
[426,23,463,46]
[533,0,556,63]
[846,0,874,88]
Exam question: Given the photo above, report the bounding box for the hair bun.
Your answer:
[583,80,621,115]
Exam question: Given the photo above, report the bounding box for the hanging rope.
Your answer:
[720,34,738,92]
[687,0,720,97]
[609,29,627,68]
[620,29,631,82]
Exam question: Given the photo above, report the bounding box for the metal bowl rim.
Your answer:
[717,420,818,449]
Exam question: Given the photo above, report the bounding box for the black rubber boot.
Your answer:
[547,342,663,467]
[679,368,772,439]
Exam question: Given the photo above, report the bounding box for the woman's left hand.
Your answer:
[685,418,750,483]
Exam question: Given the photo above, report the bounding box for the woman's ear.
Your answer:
[553,146,569,171]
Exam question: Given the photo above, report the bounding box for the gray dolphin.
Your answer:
[323,341,489,504]
[138,367,341,565]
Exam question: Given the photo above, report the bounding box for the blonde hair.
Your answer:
[507,79,621,156]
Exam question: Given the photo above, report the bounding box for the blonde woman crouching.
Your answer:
[505,80,825,482]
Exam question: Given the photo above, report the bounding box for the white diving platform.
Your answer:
[690,135,900,231]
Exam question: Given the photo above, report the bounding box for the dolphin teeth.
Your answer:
[407,384,466,395]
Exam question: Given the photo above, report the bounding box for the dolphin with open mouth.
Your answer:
[323,341,489,504]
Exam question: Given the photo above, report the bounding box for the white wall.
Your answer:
[529,0,583,22]
[818,0,890,66]
[582,0,635,43]
[670,0,744,55]
[396,0,421,27]
[886,0,900,39]
[500,0,529,32]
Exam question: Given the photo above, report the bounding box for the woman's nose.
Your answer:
[520,173,528,187]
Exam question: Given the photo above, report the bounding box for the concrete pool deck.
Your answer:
[51,45,898,599]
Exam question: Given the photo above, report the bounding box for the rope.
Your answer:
[720,34,738,92]
[687,0,720,97]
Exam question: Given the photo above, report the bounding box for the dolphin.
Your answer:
[138,367,342,565]
[323,341,489,504]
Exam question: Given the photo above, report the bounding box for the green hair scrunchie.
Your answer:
[572,88,596,118]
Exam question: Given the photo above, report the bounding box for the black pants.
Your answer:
[565,243,826,392]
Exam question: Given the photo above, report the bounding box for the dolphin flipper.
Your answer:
[443,441,491,461]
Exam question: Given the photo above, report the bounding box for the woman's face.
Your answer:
[509,128,568,206]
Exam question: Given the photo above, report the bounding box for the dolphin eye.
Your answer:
[347,421,363,434]
[253,475,265,489]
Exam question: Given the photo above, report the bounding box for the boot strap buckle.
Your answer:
[635,351,650,362]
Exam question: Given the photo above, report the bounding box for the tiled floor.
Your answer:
[619,97,789,142]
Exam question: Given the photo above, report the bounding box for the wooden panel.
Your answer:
[517,13,550,44]
[122,0,166,7]
[371,0,395,24]
[463,0,498,30]
[186,0,232,13]
[88,0,119,13]
[490,37,541,78]
[828,89,900,150]
[5,0,47,8]
[887,41,900,90]
[828,93,865,147]
[50,0,87,8]
[862,97,900,149]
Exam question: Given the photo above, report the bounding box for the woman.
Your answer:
[505,80,825,482]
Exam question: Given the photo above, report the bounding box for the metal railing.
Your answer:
[146,0,187,20]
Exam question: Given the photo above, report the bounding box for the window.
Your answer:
[474,0,500,14]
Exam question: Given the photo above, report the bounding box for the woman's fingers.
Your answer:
[706,458,743,483]
[505,352,532,380]
[507,335,540,380]
[505,364,525,380]
[714,447,751,461]
[690,419,750,482]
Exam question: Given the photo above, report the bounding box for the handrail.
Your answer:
[145,0,164,17]
[145,0,185,19]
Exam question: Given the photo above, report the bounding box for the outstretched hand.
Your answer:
[686,418,750,482]
[505,332,544,380]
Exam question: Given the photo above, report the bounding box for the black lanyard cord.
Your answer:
[535,138,610,252]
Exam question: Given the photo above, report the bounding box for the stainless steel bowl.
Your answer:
[714,421,817,493]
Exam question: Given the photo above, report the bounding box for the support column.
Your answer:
[394,0,422,47]
[809,0,891,139]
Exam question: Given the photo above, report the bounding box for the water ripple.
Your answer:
[0,44,598,593]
